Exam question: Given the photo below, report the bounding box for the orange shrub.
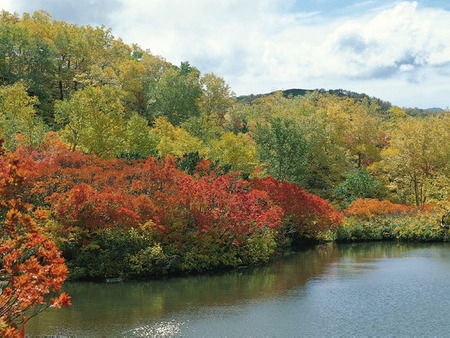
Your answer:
[345,199,415,219]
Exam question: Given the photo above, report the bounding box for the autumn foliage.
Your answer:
[0,135,348,278]
[0,138,70,335]
[251,177,343,239]
[337,198,446,242]
[47,156,283,242]
[345,199,424,219]
[0,139,290,277]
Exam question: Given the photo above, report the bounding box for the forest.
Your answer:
[0,10,449,334]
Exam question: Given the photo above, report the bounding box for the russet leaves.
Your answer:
[0,138,70,335]
[5,137,347,278]
[251,177,343,239]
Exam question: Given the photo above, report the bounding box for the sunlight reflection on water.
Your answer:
[125,320,184,337]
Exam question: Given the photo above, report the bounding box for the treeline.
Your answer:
[238,88,392,112]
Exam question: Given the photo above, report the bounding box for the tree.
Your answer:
[0,82,45,150]
[198,73,235,127]
[334,169,381,205]
[316,95,384,168]
[181,114,222,143]
[124,113,158,158]
[374,116,450,206]
[255,117,309,183]
[145,62,202,125]
[151,117,205,157]
[0,138,70,335]
[55,85,127,157]
[116,59,146,113]
[226,92,349,196]
[209,132,258,173]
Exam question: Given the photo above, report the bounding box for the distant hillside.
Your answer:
[237,88,392,112]
[404,107,446,117]
[238,88,445,116]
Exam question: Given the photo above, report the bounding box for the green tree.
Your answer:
[124,113,158,158]
[198,73,235,127]
[0,13,56,124]
[145,62,202,125]
[334,169,381,205]
[255,117,309,183]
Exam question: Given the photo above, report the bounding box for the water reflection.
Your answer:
[26,242,450,336]
[125,320,184,337]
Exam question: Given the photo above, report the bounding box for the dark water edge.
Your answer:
[26,242,450,336]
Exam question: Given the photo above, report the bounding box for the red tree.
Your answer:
[0,138,70,336]
[251,177,343,239]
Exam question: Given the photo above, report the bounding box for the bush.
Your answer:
[251,177,343,240]
[337,201,449,242]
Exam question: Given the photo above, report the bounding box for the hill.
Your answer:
[238,88,445,116]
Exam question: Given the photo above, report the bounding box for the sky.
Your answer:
[2,0,450,108]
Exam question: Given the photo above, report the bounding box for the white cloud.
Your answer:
[320,2,450,77]
[400,64,415,72]
[111,1,450,107]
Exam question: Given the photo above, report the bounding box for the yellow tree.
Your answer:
[198,73,235,127]
[209,132,258,173]
[383,106,407,129]
[316,95,384,168]
[151,117,205,157]
[0,82,45,150]
[374,115,450,206]
[55,85,127,157]
[116,59,146,113]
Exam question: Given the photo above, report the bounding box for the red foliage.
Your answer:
[17,142,284,246]
[0,138,70,335]
[251,177,343,238]
[12,134,342,252]
[178,173,283,241]
[127,157,284,244]
[49,184,155,231]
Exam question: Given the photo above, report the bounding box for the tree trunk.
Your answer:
[413,175,420,207]
[58,79,64,100]
[441,210,450,228]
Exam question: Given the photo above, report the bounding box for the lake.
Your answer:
[27,242,450,336]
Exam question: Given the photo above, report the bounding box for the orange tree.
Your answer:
[0,138,70,335]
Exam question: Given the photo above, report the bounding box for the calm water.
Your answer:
[27,242,450,336]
